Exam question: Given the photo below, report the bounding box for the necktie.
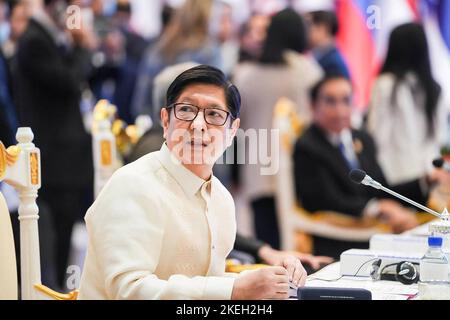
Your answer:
[338,141,359,170]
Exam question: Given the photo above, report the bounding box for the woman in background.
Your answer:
[367,23,447,205]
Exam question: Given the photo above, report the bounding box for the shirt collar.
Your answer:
[157,143,209,198]
[326,128,352,147]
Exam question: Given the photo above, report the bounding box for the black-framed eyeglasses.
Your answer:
[318,95,352,107]
[166,103,234,126]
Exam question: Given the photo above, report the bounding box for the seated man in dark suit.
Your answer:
[293,75,419,259]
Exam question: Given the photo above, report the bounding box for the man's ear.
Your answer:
[161,108,170,140]
[226,118,240,148]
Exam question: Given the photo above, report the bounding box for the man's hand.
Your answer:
[429,168,450,186]
[378,200,419,233]
[231,266,289,300]
[257,246,309,287]
[293,252,334,271]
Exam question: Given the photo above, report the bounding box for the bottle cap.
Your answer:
[428,236,443,247]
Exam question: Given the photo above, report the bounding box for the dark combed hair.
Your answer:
[166,65,241,119]
[44,0,67,6]
[310,74,352,105]
[116,1,132,14]
[259,8,307,64]
[381,22,441,137]
[309,10,339,36]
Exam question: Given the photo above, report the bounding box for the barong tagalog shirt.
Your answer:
[79,143,237,299]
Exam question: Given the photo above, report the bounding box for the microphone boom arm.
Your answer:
[378,185,441,219]
[355,169,442,218]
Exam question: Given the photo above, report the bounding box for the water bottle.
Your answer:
[419,236,449,282]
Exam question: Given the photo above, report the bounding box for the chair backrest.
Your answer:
[92,119,118,198]
[272,98,390,250]
[0,188,17,299]
[1,127,81,300]
[0,127,90,300]
[0,127,42,299]
[91,100,152,197]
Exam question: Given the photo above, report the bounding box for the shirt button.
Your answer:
[212,245,215,250]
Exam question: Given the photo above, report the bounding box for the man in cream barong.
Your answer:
[79,65,306,300]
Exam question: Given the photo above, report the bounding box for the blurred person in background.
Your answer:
[0,48,16,145]
[237,13,269,63]
[2,0,29,64]
[87,0,125,104]
[0,0,28,294]
[304,10,350,79]
[214,0,239,77]
[0,0,25,146]
[367,23,447,205]
[0,0,9,43]
[131,0,223,123]
[14,0,95,290]
[1,1,28,123]
[111,0,149,124]
[294,75,419,259]
[233,8,322,249]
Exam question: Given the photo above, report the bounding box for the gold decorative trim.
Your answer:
[93,99,117,122]
[225,260,267,273]
[112,119,133,156]
[111,119,125,136]
[34,284,79,300]
[30,152,39,185]
[293,205,391,231]
[273,97,305,152]
[125,125,139,144]
[100,140,112,166]
[6,145,21,166]
[353,138,363,155]
[0,142,6,180]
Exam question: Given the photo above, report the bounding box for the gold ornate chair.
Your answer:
[0,128,78,300]
[272,98,392,252]
[91,100,152,197]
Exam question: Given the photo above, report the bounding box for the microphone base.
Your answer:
[297,286,372,300]
[340,249,421,277]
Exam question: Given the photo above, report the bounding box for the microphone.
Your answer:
[432,158,450,171]
[349,169,382,189]
[349,169,442,219]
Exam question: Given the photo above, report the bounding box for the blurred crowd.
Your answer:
[0,0,449,292]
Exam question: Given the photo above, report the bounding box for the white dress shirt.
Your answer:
[78,143,237,299]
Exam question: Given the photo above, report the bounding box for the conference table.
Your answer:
[304,221,447,300]
[305,261,419,300]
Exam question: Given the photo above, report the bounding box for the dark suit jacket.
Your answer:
[15,19,93,189]
[293,124,426,218]
[234,234,267,262]
[0,51,17,146]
